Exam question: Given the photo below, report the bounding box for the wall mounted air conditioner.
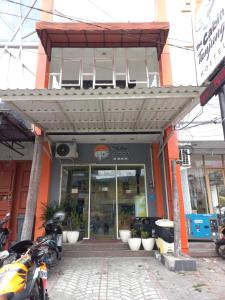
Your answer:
[55,142,78,159]
[179,148,191,167]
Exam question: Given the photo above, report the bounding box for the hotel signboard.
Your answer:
[191,0,225,86]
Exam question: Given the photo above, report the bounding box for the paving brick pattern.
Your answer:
[48,257,225,300]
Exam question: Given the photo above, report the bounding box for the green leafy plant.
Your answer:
[131,229,139,238]
[41,202,64,222]
[69,210,81,231]
[141,230,149,239]
[119,211,131,230]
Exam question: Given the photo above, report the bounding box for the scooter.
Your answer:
[0,213,10,252]
[39,211,65,268]
[215,224,225,259]
[0,238,51,299]
[215,206,225,259]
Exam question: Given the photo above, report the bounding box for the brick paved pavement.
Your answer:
[47,256,225,300]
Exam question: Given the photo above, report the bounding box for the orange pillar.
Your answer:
[155,0,172,86]
[164,126,188,254]
[152,144,164,218]
[35,0,53,89]
[34,0,54,237]
[34,142,52,239]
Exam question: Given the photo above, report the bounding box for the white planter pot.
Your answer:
[142,238,155,251]
[67,231,79,244]
[119,230,131,243]
[128,238,141,251]
[62,231,68,243]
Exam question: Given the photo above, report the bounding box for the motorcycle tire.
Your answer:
[216,244,225,259]
[29,280,44,300]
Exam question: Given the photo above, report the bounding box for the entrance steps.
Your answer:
[188,241,217,257]
[62,240,154,258]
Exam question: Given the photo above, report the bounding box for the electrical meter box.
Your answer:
[186,214,218,240]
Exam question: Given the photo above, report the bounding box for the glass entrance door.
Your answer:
[90,166,116,239]
[207,169,225,213]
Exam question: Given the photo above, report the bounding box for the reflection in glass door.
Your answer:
[90,166,116,239]
[117,166,147,234]
[207,169,225,212]
[60,166,89,238]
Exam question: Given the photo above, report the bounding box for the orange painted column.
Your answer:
[35,0,53,89]
[34,142,52,239]
[155,0,172,86]
[33,0,54,238]
[164,127,188,254]
[152,144,164,218]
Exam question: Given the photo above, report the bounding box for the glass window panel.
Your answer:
[204,155,223,168]
[117,166,147,231]
[95,60,113,82]
[60,166,89,238]
[208,170,225,212]
[187,168,208,213]
[62,60,81,85]
[128,60,147,82]
[90,166,116,239]
[190,154,203,168]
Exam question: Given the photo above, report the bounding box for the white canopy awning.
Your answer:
[0,86,204,142]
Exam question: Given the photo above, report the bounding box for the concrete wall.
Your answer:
[49,143,157,216]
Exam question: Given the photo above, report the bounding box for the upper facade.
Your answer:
[36,22,169,89]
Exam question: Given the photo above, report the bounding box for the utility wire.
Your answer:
[87,0,119,22]
[0,9,193,46]
[176,108,203,130]
[180,118,221,130]
[2,0,193,51]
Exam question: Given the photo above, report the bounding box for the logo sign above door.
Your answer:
[94,145,110,161]
[94,144,130,161]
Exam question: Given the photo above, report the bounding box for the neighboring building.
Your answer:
[0,0,40,240]
[166,0,225,217]
[1,0,219,253]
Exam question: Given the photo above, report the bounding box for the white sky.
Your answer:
[54,0,156,23]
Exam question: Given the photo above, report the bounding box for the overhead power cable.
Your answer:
[176,109,203,131]
[87,0,119,22]
[179,117,221,130]
[3,0,193,51]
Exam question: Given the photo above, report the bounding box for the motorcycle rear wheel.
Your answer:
[216,244,225,259]
[29,280,47,300]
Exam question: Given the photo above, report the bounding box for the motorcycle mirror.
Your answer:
[53,211,65,222]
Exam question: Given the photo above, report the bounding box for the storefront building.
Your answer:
[180,142,225,215]
[0,0,207,254]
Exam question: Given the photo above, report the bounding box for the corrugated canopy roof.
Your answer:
[0,86,204,138]
[36,22,169,60]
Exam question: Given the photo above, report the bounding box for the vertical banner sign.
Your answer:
[191,0,225,86]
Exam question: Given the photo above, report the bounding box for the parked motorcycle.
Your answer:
[0,238,51,299]
[215,206,225,259]
[39,211,65,268]
[0,213,10,252]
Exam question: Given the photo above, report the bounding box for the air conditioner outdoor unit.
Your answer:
[179,148,191,167]
[55,142,78,159]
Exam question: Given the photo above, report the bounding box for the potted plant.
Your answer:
[141,230,155,251]
[66,210,80,244]
[119,212,131,243]
[128,229,141,251]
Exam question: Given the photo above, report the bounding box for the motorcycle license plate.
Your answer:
[40,264,48,279]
